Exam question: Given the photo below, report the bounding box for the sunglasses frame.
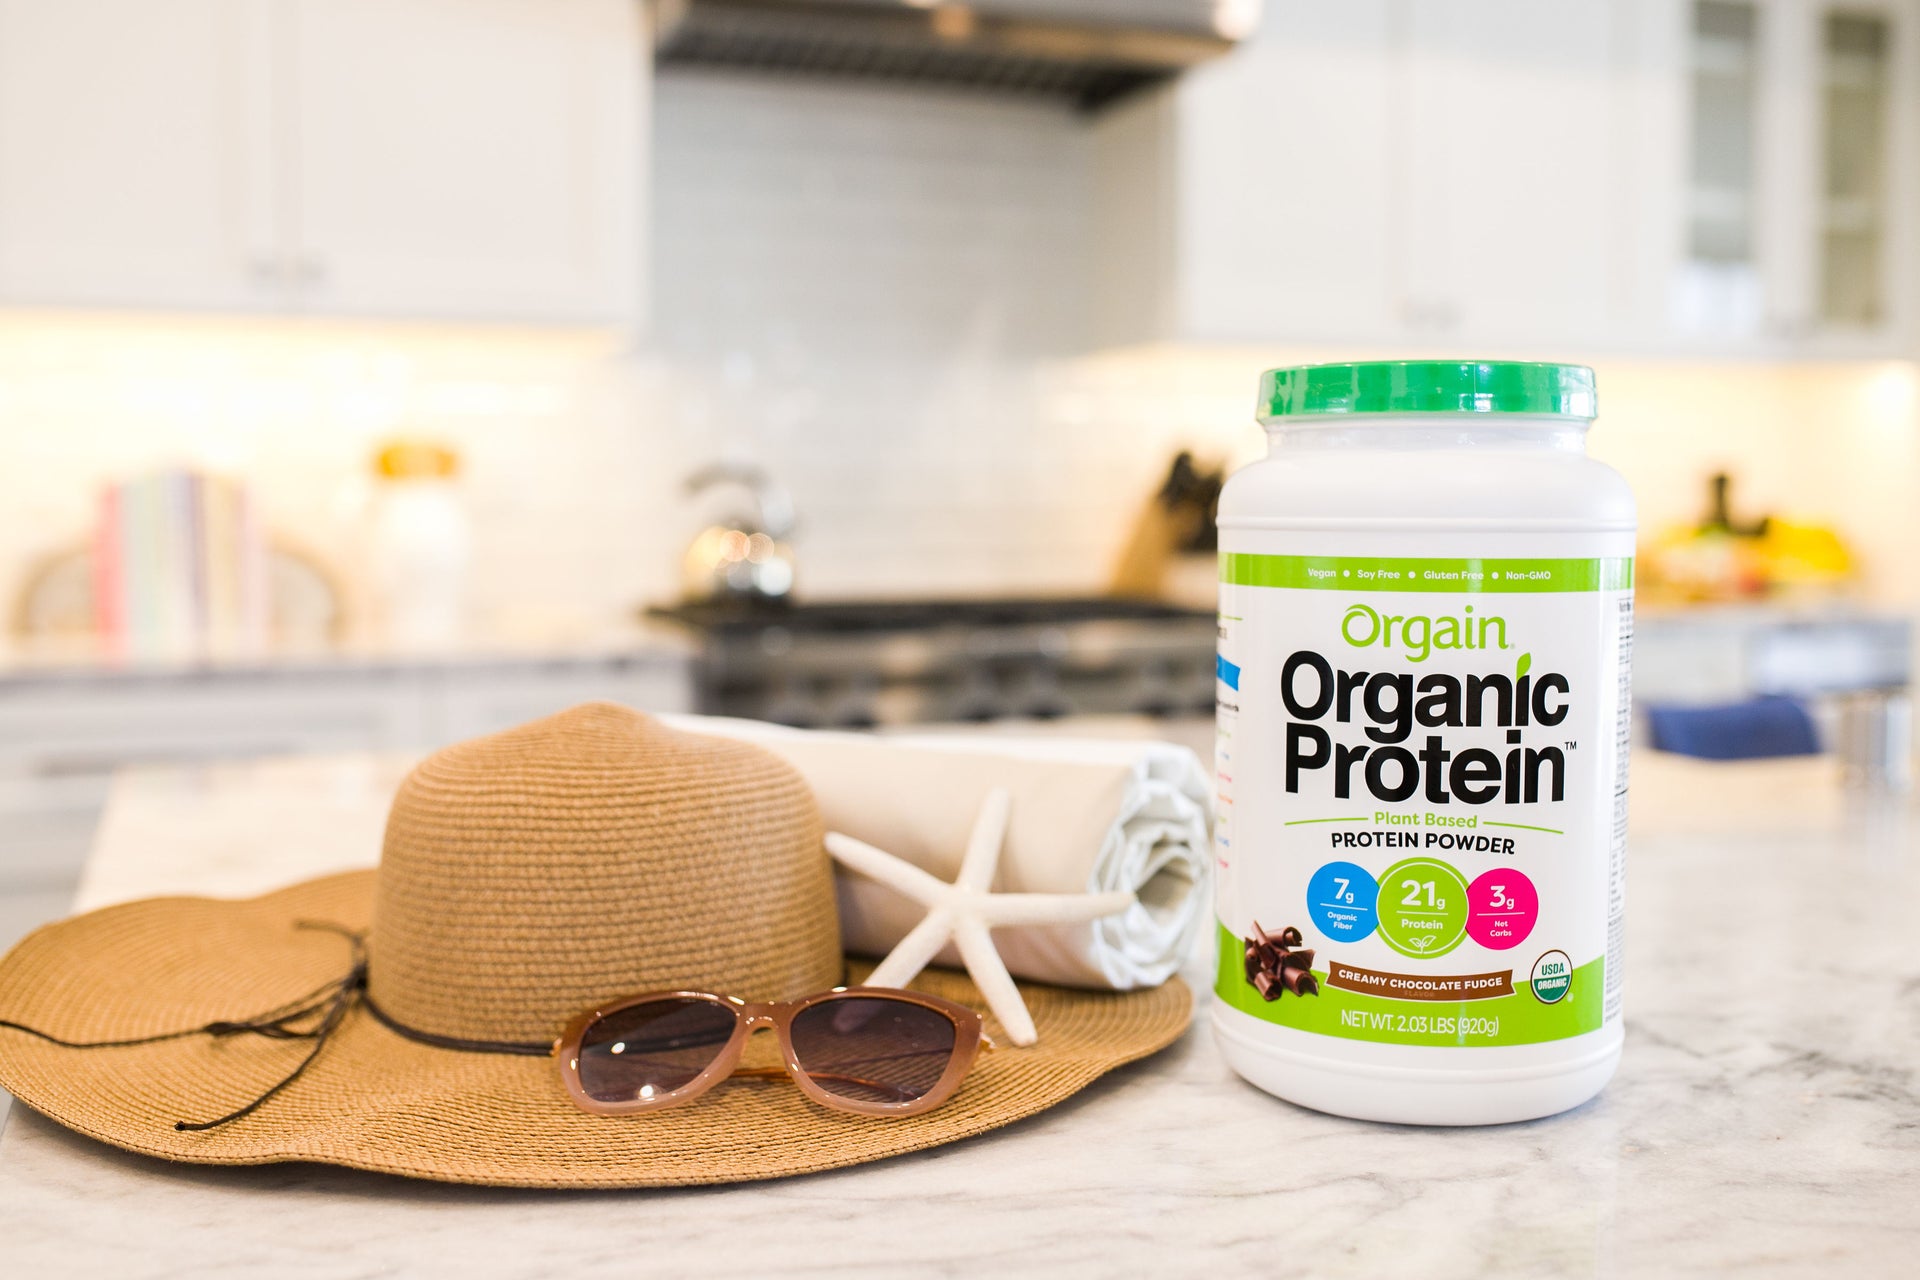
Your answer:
[555,986,986,1119]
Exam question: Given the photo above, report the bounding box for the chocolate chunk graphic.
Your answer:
[1239,923,1320,1000]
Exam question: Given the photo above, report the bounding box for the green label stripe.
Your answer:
[1220,553,1632,594]
[1215,925,1602,1047]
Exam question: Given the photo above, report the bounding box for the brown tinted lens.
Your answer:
[788,996,958,1105]
[576,998,738,1103]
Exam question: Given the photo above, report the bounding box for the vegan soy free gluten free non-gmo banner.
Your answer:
[1219,554,1634,594]
[1214,551,1630,1052]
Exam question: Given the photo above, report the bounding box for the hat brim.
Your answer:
[0,872,1192,1188]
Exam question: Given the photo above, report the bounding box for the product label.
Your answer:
[1215,552,1631,1048]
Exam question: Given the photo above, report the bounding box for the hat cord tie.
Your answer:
[0,921,373,1131]
[0,920,547,1132]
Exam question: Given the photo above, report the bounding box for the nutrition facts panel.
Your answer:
[1214,647,1239,878]
[1604,595,1632,1023]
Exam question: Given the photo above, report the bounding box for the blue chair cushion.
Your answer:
[1643,695,1820,760]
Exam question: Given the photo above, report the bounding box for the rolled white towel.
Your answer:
[664,715,1211,991]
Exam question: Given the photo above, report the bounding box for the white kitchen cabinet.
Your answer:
[1092,0,1641,353]
[284,0,641,323]
[1399,1,1626,348]
[1092,0,1919,359]
[1662,0,1918,355]
[0,0,643,325]
[0,651,691,932]
[432,663,691,742]
[0,655,691,787]
[1092,2,1400,347]
[0,0,278,311]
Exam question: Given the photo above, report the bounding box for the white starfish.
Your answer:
[824,787,1135,1047]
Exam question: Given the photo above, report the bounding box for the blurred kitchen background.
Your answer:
[2,0,1918,945]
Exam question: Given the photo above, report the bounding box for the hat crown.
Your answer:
[367,703,841,1042]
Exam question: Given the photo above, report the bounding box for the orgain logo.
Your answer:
[1339,603,1511,663]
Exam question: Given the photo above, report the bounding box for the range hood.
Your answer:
[652,0,1256,112]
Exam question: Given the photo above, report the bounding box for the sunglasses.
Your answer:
[554,986,989,1118]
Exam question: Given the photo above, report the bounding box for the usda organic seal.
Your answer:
[1529,949,1573,1004]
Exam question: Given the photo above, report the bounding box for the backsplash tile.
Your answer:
[646,72,1120,599]
[652,71,1092,364]
[0,314,656,643]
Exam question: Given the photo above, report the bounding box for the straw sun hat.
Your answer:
[0,703,1191,1187]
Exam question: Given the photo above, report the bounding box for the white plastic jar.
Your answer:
[1212,361,1635,1125]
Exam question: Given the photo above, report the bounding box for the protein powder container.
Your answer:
[1212,361,1634,1125]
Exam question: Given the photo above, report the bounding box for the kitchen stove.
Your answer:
[649,597,1218,727]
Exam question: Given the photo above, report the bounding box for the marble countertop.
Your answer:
[1,746,1916,1278]
[0,620,693,685]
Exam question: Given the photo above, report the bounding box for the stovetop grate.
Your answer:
[648,596,1213,636]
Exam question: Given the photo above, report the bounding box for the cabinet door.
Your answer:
[1665,0,1915,354]
[1800,0,1915,352]
[284,0,641,324]
[1667,0,1774,343]
[1401,0,1624,349]
[1169,1,1399,344]
[0,0,279,310]
[431,663,693,746]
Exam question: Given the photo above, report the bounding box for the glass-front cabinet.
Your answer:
[1091,0,1913,358]
[1673,0,1915,352]
[1678,1,1763,334]
[1819,8,1895,327]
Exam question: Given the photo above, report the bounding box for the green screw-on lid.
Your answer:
[1258,361,1597,422]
